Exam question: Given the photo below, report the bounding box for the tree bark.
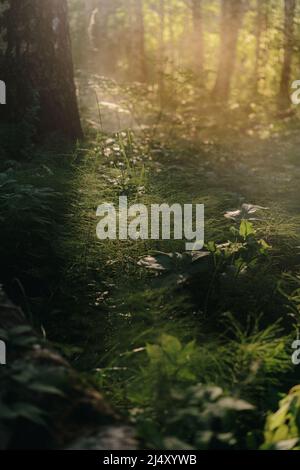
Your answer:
[133,0,147,82]
[191,0,204,78]
[0,0,83,141]
[88,0,121,76]
[279,0,296,109]
[253,0,268,94]
[212,0,245,102]
[158,0,165,108]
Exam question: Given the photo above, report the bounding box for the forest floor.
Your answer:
[47,94,300,447]
[2,83,300,448]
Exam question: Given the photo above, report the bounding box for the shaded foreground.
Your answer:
[1,100,300,448]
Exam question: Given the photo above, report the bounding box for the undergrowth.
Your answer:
[1,120,300,449]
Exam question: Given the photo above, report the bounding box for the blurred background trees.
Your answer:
[1,0,299,140]
[212,0,246,101]
[279,0,296,109]
[69,0,300,111]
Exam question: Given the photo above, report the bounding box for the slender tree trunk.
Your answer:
[253,0,268,94]
[191,0,204,78]
[133,0,147,82]
[279,0,296,109]
[0,0,82,140]
[126,0,135,78]
[212,0,245,102]
[158,0,165,108]
[89,0,118,75]
[168,3,176,74]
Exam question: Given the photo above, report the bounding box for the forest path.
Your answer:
[56,119,300,380]
[77,74,140,133]
[37,112,300,443]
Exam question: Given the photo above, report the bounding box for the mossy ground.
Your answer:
[1,98,300,448]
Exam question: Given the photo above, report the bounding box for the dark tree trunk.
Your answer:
[279,0,296,109]
[191,0,204,78]
[0,0,82,141]
[212,0,245,102]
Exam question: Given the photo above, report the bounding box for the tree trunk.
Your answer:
[253,0,268,94]
[191,0,204,79]
[0,0,82,141]
[279,0,296,109]
[89,0,121,76]
[212,0,245,102]
[168,3,176,74]
[158,0,165,108]
[132,0,147,82]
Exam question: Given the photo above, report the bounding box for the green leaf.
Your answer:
[0,329,8,341]
[161,334,182,355]
[146,344,162,362]
[0,403,17,420]
[13,403,47,426]
[239,220,255,239]
[28,383,65,396]
[10,326,33,335]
